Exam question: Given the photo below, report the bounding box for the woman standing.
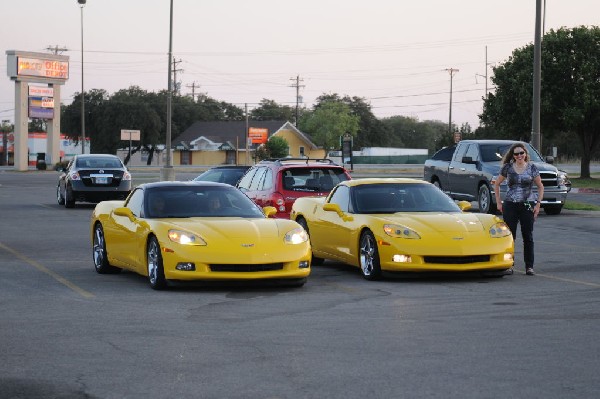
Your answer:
[494,142,544,275]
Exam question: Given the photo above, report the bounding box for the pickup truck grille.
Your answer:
[539,171,558,187]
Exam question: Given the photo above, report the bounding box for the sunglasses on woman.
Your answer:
[513,151,526,156]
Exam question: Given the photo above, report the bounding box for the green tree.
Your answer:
[265,136,289,159]
[311,94,390,148]
[250,99,295,121]
[299,100,359,154]
[481,26,600,177]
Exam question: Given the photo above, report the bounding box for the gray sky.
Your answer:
[1,0,598,131]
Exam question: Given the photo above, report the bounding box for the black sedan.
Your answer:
[192,165,250,186]
[57,154,132,208]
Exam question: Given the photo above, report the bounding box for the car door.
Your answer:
[448,143,477,200]
[106,188,146,270]
[311,185,354,262]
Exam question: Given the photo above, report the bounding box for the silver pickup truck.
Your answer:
[423,140,571,215]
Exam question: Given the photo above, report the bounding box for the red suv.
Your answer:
[237,158,352,219]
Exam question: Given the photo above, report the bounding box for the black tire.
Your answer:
[147,236,168,290]
[359,230,382,281]
[65,186,75,208]
[92,223,121,274]
[544,205,563,215]
[57,185,65,205]
[478,184,497,214]
[432,179,442,191]
[296,217,324,265]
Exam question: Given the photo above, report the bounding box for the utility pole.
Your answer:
[245,103,249,165]
[186,81,200,101]
[531,0,542,151]
[445,68,459,135]
[475,46,490,99]
[46,45,68,55]
[289,75,304,125]
[172,57,184,95]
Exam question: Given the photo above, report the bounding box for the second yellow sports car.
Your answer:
[91,181,311,289]
[290,178,514,280]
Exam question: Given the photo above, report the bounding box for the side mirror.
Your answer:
[323,203,353,222]
[544,155,554,164]
[457,201,472,212]
[323,203,341,213]
[113,207,134,218]
[263,206,277,218]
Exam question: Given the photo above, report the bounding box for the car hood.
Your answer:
[162,217,294,240]
[484,160,558,173]
[380,212,488,233]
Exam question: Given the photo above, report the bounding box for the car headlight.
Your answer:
[69,171,81,180]
[558,171,569,187]
[383,224,421,239]
[489,222,511,238]
[168,230,207,245]
[284,227,309,244]
[122,171,132,181]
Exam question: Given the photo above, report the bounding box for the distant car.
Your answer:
[192,165,251,186]
[57,154,131,208]
[237,158,352,219]
[90,181,311,289]
[291,178,514,280]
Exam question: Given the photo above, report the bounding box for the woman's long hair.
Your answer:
[501,142,530,164]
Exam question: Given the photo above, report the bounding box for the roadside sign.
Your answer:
[121,129,141,141]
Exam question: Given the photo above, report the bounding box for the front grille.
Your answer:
[210,263,284,272]
[424,255,490,264]
[539,171,558,187]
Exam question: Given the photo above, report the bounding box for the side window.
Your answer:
[464,144,479,162]
[452,143,468,163]
[329,185,350,212]
[262,168,273,190]
[126,188,144,217]
[299,146,305,157]
[237,168,258,190]
[250,167,267,191]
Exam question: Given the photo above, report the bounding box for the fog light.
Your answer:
[503,253,513,262]
[176,262,196,271]
[299,260,309,269]
[392,254,411,263]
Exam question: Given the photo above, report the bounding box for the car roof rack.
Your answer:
[259,157,338,166]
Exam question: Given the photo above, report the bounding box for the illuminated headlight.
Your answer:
[284,227,309,244]
[122,171,132,181]
[168,230,207,245]
[558,171,569,186]
[503,253,514,262]
[489,222,511,238]
[383,224,421,239]
[392,254,412,263]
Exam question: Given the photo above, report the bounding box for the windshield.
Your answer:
[145,185,265,218]
[282,168,349,192]
[76,157,123,169]
[480,143,543,162]
[352,183,461,214]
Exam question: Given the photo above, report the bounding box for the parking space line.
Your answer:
[537,273,600,288]
[0,241,94,299]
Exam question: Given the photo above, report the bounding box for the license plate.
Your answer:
[95,177,108,184]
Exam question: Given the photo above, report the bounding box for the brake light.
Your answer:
[272,193,286,212]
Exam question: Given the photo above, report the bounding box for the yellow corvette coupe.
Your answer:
[91,181,311,289]
[290,178,514,280]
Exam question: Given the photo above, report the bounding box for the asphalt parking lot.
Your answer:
[1,170,599,399]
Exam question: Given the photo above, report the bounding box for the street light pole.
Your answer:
[77,0,86,154]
